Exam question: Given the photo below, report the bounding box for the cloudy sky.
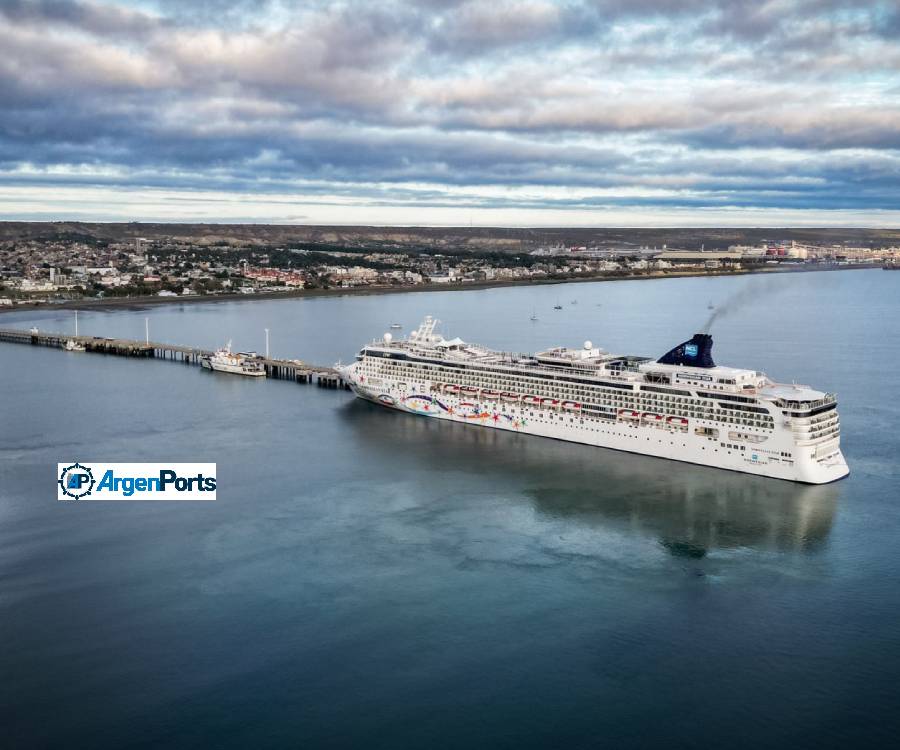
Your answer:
[1,0,899,225]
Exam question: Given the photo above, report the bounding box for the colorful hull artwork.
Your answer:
[389,394,528,429]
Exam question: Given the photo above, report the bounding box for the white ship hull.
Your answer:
[202,359,266,377]
[345,374,848,484]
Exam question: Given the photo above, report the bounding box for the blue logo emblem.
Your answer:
[59,462,95,499]
[684,343,698,357]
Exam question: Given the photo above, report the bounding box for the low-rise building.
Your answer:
[656,251,744,265]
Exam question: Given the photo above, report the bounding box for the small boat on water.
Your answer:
[553,303,563,310]
[64,339,85,352]
[390,323,403,329]
[201,341,266,377]
[707,301,715,310]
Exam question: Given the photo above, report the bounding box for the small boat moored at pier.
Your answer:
[202,341,266,377]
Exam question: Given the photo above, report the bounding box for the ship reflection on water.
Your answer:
[344,399,839,556]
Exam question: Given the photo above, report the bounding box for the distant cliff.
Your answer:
[1,222,898,253]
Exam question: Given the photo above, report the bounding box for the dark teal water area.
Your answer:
[1,270,899,748]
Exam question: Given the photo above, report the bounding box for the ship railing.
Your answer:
[364,341,646,385]
[773,393,836,411]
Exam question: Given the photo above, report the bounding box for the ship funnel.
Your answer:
[657,333,715,368]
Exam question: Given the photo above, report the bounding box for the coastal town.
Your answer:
[0,230,896,307]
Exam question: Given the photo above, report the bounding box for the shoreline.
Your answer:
[0,262,879,315]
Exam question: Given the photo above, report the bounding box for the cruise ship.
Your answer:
[341,317,849,484]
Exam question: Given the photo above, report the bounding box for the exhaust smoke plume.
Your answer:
[703,276,786,332]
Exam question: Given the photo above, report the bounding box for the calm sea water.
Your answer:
[2,270,899,749]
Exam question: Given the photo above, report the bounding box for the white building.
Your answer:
[18,279,56,292]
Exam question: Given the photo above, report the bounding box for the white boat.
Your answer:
[390,323,403,329]
[201,341,266,377]
[340,316,849,484]
[65,339,85,352]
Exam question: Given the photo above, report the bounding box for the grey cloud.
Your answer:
[148,0,277,27]
[0,0,898,216]
[427,1,602,56]
[0,0,165,35]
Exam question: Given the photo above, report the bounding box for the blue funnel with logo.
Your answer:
[657,333,715,368]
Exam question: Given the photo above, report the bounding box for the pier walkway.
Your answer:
[0,327,346,388]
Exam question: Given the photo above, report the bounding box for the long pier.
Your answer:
[0,327,346,388]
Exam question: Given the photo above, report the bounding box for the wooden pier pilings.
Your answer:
[0,327,347,389]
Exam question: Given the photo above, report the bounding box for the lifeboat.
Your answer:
[667,416,689,426]
[444,384,460,394]
[541,397,560,408]
[562,401,581,411]
[482,389,500,399]
[501,392,520,402]
[522,395,542,405]
[618,409,640,419]
[460,386,479,396]
[642,413,664,422]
